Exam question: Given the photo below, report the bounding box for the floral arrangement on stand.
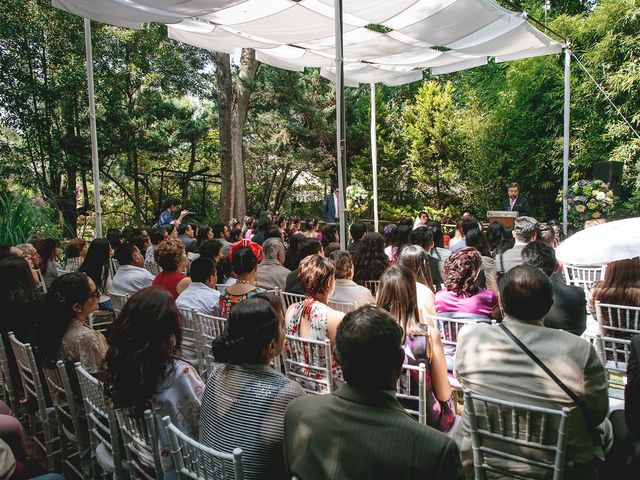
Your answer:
[346,182,370,218]
[565,179,615,229]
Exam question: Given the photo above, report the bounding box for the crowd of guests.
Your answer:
[0,207,638,479]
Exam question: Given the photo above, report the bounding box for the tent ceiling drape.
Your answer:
[53,0,562,85]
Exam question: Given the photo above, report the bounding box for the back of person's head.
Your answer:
[212,223,227,238]
[335,305,404,391]
[349,222,366,242]
[521,241,556,277]
[104,287,182,414]
[154,239,185,272]
[408,226,434,250]
[115,242,140,266]
[262,238,284,261]
[465,228,490,257]
[321,224,339,248]
[79,238,111,289]
[383,224,396,246]
[427,220,445,248]
[265,226,283,241]
[198,239,223,259]
[499,264,553,321]
[256,217,272,232]
[230,247,258,275]
[212,294,283,364]
[298,255,335,296]
[245,216,255,229]
[149,228,166,246]
[396,244,434,290]
[486,221,505,250]
[38,272,93,366]
[324,242,341,257]
[65,237,87,258]
[329,250,353,280]
[398,217,414,227]
[353,232,388,283]
[298,238,323,259]
[461,217,480,236]
[287,233,305,255]
[106,228,122,250]
[305,217,318,231]
[162,197,180,210]
[376,265,422,337]
[537,223,556,247]
[196,225,212,245]
[177,224,189,236]
[394,224,412,248]
[513,216,538,243]
[190,257,216,283]
[595,257,640,298]
[35,238,61,271]
[121,226,134,243]
[443,247,482,295]
[0,256,38,301]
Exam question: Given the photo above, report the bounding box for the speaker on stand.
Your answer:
[592,161,623,198]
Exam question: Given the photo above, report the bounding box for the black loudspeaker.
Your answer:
[592,161,623,197]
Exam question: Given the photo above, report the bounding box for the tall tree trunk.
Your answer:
[215,52,234,223]
[132,143,142,224]
[231,48,260,221]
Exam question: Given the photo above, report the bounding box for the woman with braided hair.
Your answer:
[200,294,304,479]
[218,240,266,317]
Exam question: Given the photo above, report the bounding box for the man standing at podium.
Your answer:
[500,182,530,216]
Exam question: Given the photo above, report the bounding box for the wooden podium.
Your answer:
[487,210,518,229]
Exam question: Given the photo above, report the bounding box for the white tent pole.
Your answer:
[334,0,347,249]
[84,18,102,238]
[562,45,570,236]
[370,83,379,233]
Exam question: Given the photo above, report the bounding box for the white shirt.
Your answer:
[509,197,517,210]
[111,264,155,294]
[145,245,156,263]
[333,193,340,219]
[176,282,221,316]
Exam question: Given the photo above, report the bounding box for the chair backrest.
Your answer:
[194,312,227,378]
[363,280,379,297]
[279,291,305,311]
[463,390,571,480]
[115,408,163,480]
[282,334,334,394]
[596,335,631,398]
[436,316,482,351]
[177,308,199,366]
[108,290,130,317]
[0,335,18,412]
[144,261,161,275]
[327,299,357,313]
[595,301,640,339]
[396,362,426,425]
[562,264,605,292]
[9,332,49,423]
[162,415,244,480]
[75,362,127,480]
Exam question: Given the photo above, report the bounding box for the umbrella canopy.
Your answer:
[555,217,640,265]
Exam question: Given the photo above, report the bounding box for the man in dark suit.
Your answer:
[284,305,464,480]
[501,182,530,216]
[522,241,587,335]
[321,185,340,224]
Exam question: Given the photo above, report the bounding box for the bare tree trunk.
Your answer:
[215,52,234,223]
[231,48,259,221]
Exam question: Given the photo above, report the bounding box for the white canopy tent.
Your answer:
[54,0,567,243]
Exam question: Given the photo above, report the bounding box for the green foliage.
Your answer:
[0,192,62,245]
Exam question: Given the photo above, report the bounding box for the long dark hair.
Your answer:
[212,294,283,364]
[465,228,491,257]
[103,287,183,415]
[36,273,93,367]
[427,221,445,249]
[0,256,40,312]
[35,238,60,274]
[376,265,424,340]
[197,225,212,246]
[353,232,388,283]
[284,233,306,271]
[79,238,111,292]
[397,245,435,292]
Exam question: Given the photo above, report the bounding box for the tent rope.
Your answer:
[570,50,640,140]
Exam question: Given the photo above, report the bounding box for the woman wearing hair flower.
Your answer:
[218,240,266,317]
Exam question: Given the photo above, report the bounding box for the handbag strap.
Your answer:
[498,323,586,411]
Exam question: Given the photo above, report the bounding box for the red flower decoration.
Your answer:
[229,239,263,262]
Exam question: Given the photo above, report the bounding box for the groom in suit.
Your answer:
[501,182,530,216]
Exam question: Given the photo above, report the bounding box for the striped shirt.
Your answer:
[199,363,305,479]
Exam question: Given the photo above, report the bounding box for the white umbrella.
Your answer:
[555,217,640,265]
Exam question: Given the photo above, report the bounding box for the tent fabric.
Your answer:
[54,0,562,85]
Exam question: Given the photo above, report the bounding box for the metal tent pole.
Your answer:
[562,45,571,236]
[84,18,102,238]
[370,83,379,233]
[334,0,347,249]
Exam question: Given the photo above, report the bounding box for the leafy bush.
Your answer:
[0,193,62,245]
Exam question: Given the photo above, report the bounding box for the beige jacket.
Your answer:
[454,316,608,479]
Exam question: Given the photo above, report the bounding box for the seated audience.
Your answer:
[408,226,443,291]
[493,215,538,279]
[303,217,320,239]
[64,237,87,272]
[427,220,451,278]
[152,239,191,299]
[285,238,323,294]
[35,272,107,374]
[385,224,411,262]
[111,242,155,294]
[145,228,167,263]
[176,257,220,316]
[376,266,453,432]
[283,233,305,271]
[285,255,344,390]
[219,241,265,317]
[106,228,123,251]
[284,305,464,479]
[323,242,341,257]
[129,227,151,258]
[196,225,213,247]
[465,228,494,289]
[589,257,640,322]
[448,218,464,251]
[397,244,436,319]
[383,224,396,249]
[103,287,204,477]
[449,216,481,253]
[486,221,506,257]
[328,250,375,307]
[200,295,304,479]
[320,224,339,249]
[256,238,291,290]
[15,243,40,271]
[35,238,62,288]
[79,238,115,310]
[177,224,197,252]
[454,265,610,479]
[212,223,232,256]
[522,241,587,335]
[352,232,388,284]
